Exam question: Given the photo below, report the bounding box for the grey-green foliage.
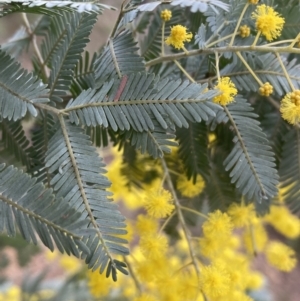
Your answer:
[0,163,90,256]
[0,0,116,17]
[0,50,49,120]
[0,0,298,282]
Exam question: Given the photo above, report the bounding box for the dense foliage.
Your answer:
[0,0,300,300]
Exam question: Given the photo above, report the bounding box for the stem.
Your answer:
[205,21,226,45]
[251,31,261,47]
[182,46,189,55]
[236,51,263,86]
[206,33,234,48]
[145,44,300,67]
[275,52,295,91]
[159,211,176,233]
[161,21,165,56]
[123,256,142,293]
[267,96,280,110]
[179,206,208,219]
[264,39,294,47]
[108,0,126,40]
[22,13,49,79]
[215,51,221,80]
[229,2,250,46]
[174,60,195,83]
[249,223,257,256]
[34,103,62,115]
[289,32,300,48]
[160,157,200,278]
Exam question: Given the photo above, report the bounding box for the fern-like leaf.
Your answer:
[0,50,49,120]
[70,51,96,97]
[0,1,115,16]
[94,31,145,86]
[219,97,279,209]
[48,12,97,101]
[0,120,32,170]
[171,0,229,12]
[45,120,128,278]
[116,118,177,158]
[65,73,220,132]
[28,113,57,184]
[177,121,209,182]
[0,164,90,257]
[279,127,300,212]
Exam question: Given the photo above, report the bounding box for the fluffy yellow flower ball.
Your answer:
[252,4,285,41]
[266,241,297,272]
[143,188,174,218]
[213,77,238,106]
[161,9,172,21]
[176,174,205,198]
[165,25,193,49]
[280,90,300,125]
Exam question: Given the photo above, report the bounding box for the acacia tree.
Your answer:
[0,0,300,299]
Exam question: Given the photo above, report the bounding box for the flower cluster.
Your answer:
[259,82,274,96]
[280,90,300,125]
[252,4,285,41]
[176,174,205,198]
[239,25,251,38]
[161,9,172,21]
[165,25,193,49]
[213,77,238,105]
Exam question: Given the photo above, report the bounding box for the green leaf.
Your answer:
[66,73,220,132]
[70,51,96,97]
[94,30,145,86]
[0,119,32,170]
[0,1,115,17]
[220,97,279,209]
[171,0,229,12]
[177,121,209,182]
[279,127,300,212]
[0,164,90,257]
[45,120,128,278]
[28,113,57,184]
[48,12,97,101]
[0,50,49,121]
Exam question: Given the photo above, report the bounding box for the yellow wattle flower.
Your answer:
[139,234,168,259]
[266,241,297,272]
[265,205,300,239]
[227,203,255,228]
[176,174,205,198]
[239,25,251,38]
[280,90,300,125]
[136,214,158,236]
[252,4,285,41]
[259,82,273,96]
[165,25,193,49]
[202,210,233,239]
[213,77,238,105]
[143,188,174,218]
[199,263,231,298]
[161,9,172,21]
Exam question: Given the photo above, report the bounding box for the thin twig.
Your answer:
[22,13,50,79]
[160,157,200,278]
[123,256,142,293]
[145,44,300,67]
